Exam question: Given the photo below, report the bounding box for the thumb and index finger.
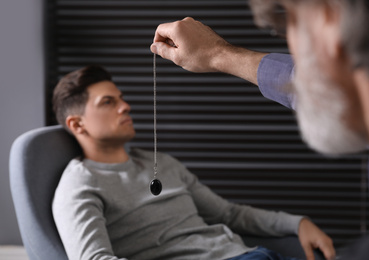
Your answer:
[301,240,336,260]
[301,243,315,260]
[299,218,336,260]
[150,21,179,62]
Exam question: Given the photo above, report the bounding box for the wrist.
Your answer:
[298,217,313,235]
[209,42,235,72]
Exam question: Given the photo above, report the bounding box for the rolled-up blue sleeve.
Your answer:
[257,53,296,109]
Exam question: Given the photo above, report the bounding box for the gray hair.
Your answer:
[249,0,369,75]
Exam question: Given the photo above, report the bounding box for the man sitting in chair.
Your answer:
[52,65,335,260]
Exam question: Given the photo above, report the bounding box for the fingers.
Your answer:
[152,17,193,47]
[302,238,336,260]
[150,17,228,73]
[298,218,336,260]
[301,243,315,260]
[151,18,190,63]
[152,21,176,45]
[318,237,336,260]
[150,42,177,63]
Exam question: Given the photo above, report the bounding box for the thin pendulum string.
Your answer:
[150,53,162,196]
[153,53,158,178]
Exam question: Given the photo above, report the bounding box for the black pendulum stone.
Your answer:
[150,179,162,196]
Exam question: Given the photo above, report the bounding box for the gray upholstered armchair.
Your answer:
[9,126,324,260]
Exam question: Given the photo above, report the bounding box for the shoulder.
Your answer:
[55,157,98,195]
[53,157,106,211]
[52,158,105,224]
[63,157,94,180]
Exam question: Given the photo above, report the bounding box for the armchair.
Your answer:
[9,125,324,260]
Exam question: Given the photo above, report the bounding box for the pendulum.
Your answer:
[150,53,162,196]
[150,178,162,196]
[150,54,162,196]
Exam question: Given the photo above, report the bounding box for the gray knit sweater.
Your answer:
[52,148,303,260]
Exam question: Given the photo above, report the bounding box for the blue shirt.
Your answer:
[257,53,296,109]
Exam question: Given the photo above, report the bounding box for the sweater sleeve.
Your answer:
[257,53,296,110]
[176,160,303,237]
[52,160,128,260]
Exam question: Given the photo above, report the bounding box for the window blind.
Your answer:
[45,0,368,248]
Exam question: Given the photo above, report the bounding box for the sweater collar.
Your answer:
[83,157,134,172]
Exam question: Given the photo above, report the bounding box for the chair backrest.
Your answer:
[9,125,82,260]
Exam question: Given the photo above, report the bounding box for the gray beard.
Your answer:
[292,41,367,156]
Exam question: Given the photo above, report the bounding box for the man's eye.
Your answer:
[103,99,114,105]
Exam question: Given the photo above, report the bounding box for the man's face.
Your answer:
[80,80,136,144]
[285,3,368,155]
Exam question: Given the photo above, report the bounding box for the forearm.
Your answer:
[211,45,268,85]
[185,169,303,237]
[226,204,304,237]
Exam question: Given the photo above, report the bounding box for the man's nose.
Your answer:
[118,100,131,114]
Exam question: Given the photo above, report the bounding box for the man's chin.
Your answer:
[109,132,136,145]
[302,135,366,157]
[122,132,136,143]
[298,118,368,157]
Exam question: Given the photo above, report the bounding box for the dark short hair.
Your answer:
[249,0,369,75]
[52,65,112,131]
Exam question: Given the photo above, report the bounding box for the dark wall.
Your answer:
[45,0,368,248]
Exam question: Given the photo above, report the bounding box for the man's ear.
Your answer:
[66,115,85,135]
